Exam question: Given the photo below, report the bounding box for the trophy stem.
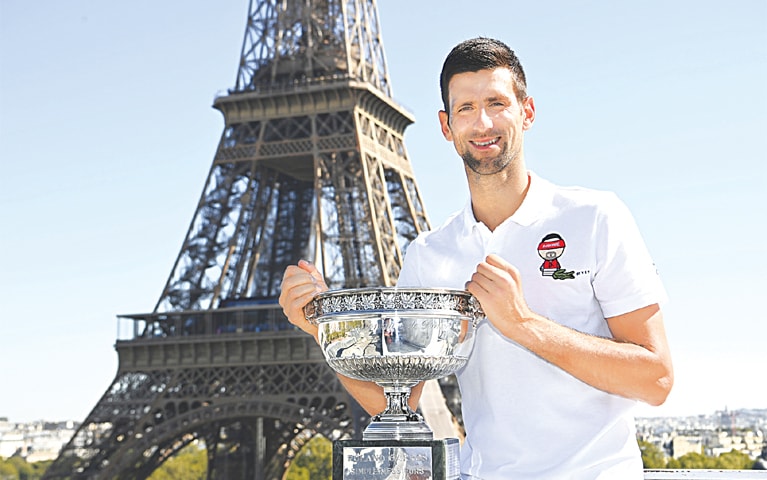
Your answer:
[363,384,434,441]
[379,385,422,421]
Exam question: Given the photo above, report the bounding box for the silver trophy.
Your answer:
[305,287,483,479]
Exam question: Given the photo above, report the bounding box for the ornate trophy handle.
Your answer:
[303,298,319,325]
[468,294,484,327]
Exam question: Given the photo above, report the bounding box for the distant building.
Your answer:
[673,435,704,458]
[0,419,78,462]
[707,430,765,458]
[636,408,767,461]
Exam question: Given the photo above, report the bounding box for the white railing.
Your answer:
[645,470,767,479]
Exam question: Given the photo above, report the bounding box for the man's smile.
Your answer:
[471,137,500,147]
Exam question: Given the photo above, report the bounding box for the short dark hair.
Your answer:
[439,37,528,113]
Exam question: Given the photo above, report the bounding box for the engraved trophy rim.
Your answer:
[305,286,483,324]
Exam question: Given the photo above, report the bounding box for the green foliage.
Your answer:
[676,451,716,469]
[284,468,310,480]
[639,439,666,468]
[669,450,752,469]
[714,449,754,469]
[27,461,50,479]
[284,435,332,480]
[639,440,757,470]
[2,457,33,480]
[0,456,51,480]
[0,462,17,480]
[665,457,681,469]
[147,443,207,480]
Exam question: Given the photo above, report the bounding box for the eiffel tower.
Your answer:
[43,1,452,478]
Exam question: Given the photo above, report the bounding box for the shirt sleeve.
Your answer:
[592,193,668,318]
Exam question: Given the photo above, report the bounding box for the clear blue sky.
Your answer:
[1,1,765,423]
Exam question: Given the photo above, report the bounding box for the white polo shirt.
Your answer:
[398,172,666,480]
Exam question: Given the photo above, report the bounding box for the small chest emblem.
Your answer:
[537,233,575,280]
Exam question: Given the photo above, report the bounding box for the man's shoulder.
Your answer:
[541,178,627,220]
[548,180,620,207]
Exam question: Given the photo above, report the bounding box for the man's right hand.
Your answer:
[280,260,421,416]
[279,259,329,341]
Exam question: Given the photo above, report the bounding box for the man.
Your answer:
[280,37,673,479]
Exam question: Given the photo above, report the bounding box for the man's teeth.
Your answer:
[474,139,498,146]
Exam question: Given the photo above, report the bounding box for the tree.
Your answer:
[714,449,754,470]
[6,457,34,480]
[285,435,332,480]
[665,457,681,469]
[1,458,53,480]
[147,443,207,480]
[29,461,51,477]
[639,439,667,468]
[0,460,17,480]
[676,451,716,469]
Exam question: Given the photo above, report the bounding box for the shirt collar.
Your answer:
[458,171,554,234]
[510,171,554,226]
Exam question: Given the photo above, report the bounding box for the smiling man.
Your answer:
[280,37,673,480]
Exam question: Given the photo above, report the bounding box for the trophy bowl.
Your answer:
[304,287,483,441]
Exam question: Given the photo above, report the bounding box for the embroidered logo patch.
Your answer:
[538,233,575,280]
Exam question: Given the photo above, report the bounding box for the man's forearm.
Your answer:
[506,306,673,405]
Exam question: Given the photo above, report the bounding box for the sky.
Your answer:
[1,1,765,423]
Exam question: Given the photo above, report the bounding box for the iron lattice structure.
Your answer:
[43,1,450,478]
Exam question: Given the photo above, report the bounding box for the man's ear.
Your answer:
[438,110,453,141]
[522,97,536,130]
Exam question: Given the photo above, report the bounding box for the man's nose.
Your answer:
[474,108,493,129]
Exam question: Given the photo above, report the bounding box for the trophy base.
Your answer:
[333,437,460,480]
[363,416,434,441]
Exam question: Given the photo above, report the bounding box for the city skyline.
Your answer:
[1,0,765,423]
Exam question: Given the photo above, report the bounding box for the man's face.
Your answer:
[439,68,534,176]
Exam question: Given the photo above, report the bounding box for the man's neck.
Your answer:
[468,166,530,232]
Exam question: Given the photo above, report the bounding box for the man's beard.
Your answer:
[462,143,514,176]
